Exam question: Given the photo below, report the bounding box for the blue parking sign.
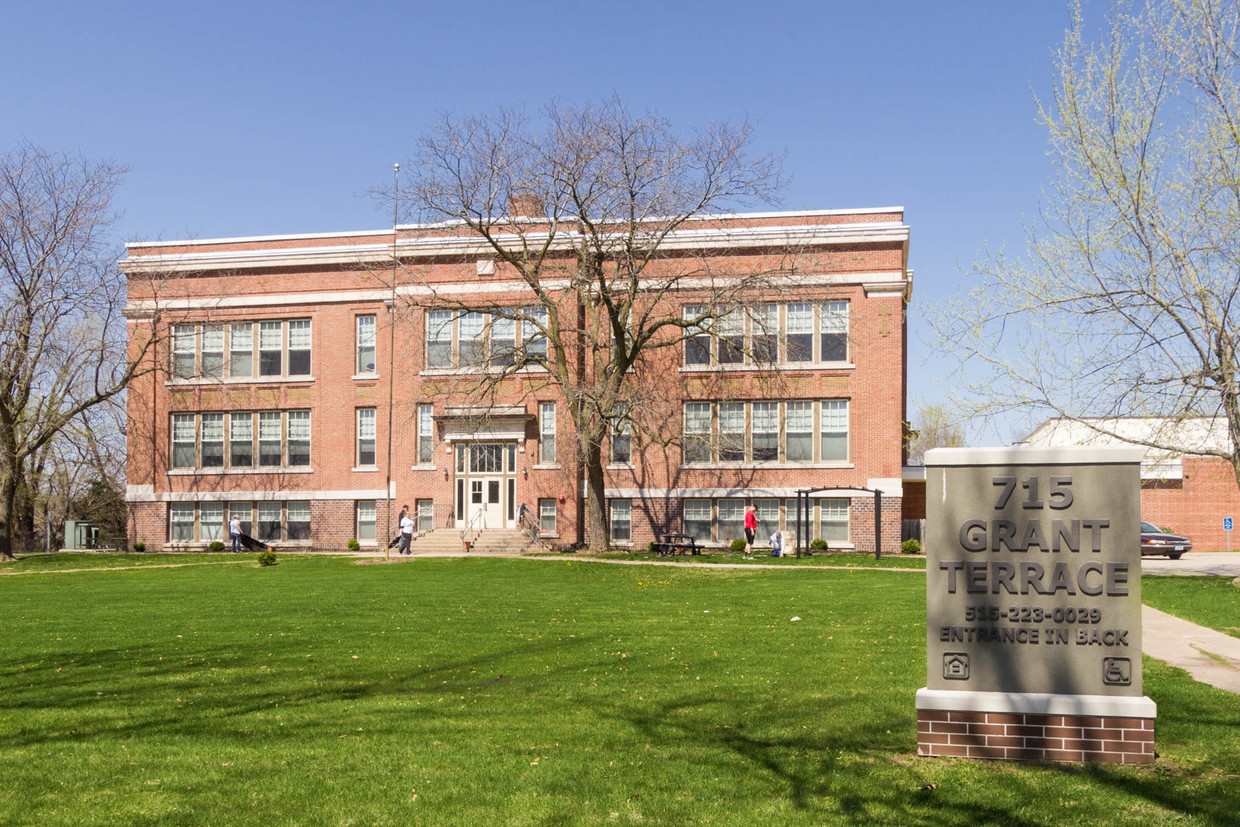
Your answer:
[1226,517,1234,531]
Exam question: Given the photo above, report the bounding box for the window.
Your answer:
[169,503,195,541]
[611,408,631,465]
[417,404,434,464]
[287,411,311,467]
[752,402,778,462]
[286,320,311,376]
[356,315,376,374]
[717,500,745,544]
[787,303,813,362]
[458,311,485,367]
[755,499,780,535]
[200,414,225,468]
[821,400,849,461]
[172,325,196,378]
[357,408,376,467]
[230,503,252,536]
[170,318,312,381]
[752,304,778,363]
[356,501,377,542]
[230,323,253,378]
[259,321,283,377]
[539,402,556,465]
[684,499,712,543]
[201,325,225,378]
[717,310,744,364]
[523,306,548,361]
[230,413,253,468]
[821,301,849,362]
[786,401,813,462]
[684,402,712,463]
[488,313,516,367]
[200,502,224,542]
[417,499,434,533]
[257,502,282,542]
[539,498,557,534]
[259,412,283,467]
[286,502,311,540]
[818,498,849,543]
[609,499,631,543]
[172,414,196,469]
[683,305,710,365]
[426,310,453,368]
[718,403,744,462]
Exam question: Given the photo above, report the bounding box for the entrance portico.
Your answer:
[436,406,534,531]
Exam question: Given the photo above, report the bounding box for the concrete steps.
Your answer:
[405,528,542,556]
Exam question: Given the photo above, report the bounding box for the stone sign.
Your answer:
[917,446,1156,764]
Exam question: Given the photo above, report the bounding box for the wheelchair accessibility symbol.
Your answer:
[1103,657,1132,686]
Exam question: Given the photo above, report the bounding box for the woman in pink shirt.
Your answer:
[744,505,759,559]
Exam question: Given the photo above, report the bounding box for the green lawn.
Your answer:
[2,555,1238,825]
[1143,575,1240,639]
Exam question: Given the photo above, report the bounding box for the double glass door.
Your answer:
[454,442,518,529]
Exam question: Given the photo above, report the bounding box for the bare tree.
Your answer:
[390,98,788,551]
[0,144,144,558]
[935,0,1240,482]
[906,402,968,465]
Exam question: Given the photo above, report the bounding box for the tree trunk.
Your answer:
[582,432,609,553]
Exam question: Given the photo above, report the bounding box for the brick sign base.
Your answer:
[915,690,1156,765]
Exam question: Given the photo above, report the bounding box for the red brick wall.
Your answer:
[918,709,1154,765]
[1141,457,1240,551]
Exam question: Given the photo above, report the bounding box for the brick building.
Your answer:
[121,207,912,552]
[1019,417,1240,551]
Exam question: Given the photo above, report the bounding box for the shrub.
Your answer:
[730,538,747,552]
[209,541,225,553]
[901,538,921,555]
[257,550,278,567]
[347,539,361,551]
[809,538,829,550]
[645,541,656,554]
[132,542,146,553]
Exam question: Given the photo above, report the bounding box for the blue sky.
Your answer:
[2,1,1094,443]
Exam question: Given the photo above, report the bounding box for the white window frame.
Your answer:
[357,408,377,468]
[538,402,556,465]
[356,315,377,375]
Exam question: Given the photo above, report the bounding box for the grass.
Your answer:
[1,555,1238,825]
[1143,575,1240,639]
[579,550,928,569]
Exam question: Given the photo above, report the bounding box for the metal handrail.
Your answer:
[460,509,485,550]
[516,503,550,550]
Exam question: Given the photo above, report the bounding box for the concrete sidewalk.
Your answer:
[1143,604,1240,694]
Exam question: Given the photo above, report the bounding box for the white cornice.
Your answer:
[120,221,910,275]
[124,271,910,312]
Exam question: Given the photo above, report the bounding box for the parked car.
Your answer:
[1140,521,1192,559]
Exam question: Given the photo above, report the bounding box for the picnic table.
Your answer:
[652,533,700,556]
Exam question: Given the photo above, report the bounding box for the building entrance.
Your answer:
[454,442,518,529]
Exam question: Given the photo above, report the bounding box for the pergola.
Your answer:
[791,485,885,559]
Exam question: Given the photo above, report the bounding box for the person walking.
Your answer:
[398,505,415,555]
[744,504,759,559]
[229,514,243,553]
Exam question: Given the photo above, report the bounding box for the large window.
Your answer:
[609,499,631,544]
[170,319,311,380]
[684,499,712,543]
[169,411,310,471]
[681,400,849,465]
[680,301,851,368]
[424,308,550,371]
[539,402,556,465]
[818,498,850,543]
[169,503,195,541]
[717,500,746,545]
[257,502,282,542]
[200,502,225,542]
[286,502,311,540]
[357,408,377,467]
[356,315,376,374]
